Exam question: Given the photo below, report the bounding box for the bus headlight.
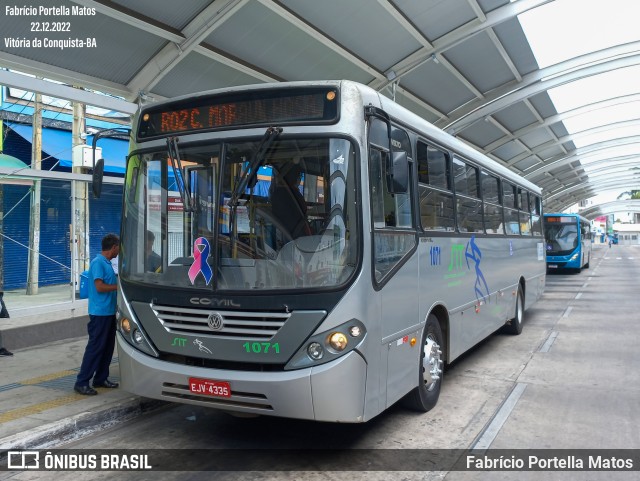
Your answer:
[116,305,158,357]
[570,253,579,261]
[120,317,132,334]
[328,332,348,351]
[286,319,366,370]
[307,342,324,360]
[132,329,144,344]
[349,325,362,337]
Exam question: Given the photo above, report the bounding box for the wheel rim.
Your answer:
[423,335,443,392]
[515,293,523,326]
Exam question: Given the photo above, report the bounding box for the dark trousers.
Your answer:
[76,315,116,386]
[0,292,9,318]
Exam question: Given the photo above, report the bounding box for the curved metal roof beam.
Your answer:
[581,161,640,178]
[553,185,640,213]
[538,161,640,194]
[0,55,136,108]
[70,0,184,42]
[126,0,251,98]
[552,188,640,212]
[369,0,551,93]
[580,200,640,219]
[371,0,548,120]
[539,157,640,208]
[440,41,640,134]
[483,94,640,153]
[546,177,640,204]
[258,0,385,83]
[506,117,640,166]
[542,168,640,197]
[524,136,640,180]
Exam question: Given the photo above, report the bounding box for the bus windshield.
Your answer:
[120,137,358,291]
[544,218,578,255]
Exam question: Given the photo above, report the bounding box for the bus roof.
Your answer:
[138,79,542,195]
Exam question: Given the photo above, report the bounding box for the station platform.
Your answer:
[1,284,88,351]
[0,286,164,451]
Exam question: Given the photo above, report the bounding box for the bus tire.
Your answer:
[584,254,590,269]
[401,314,444,412]
[503,285,524,335]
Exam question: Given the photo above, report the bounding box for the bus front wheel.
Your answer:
[402,314,444,412]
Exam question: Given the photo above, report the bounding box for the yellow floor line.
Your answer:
[0,393,85,423]
[20,370,78,385]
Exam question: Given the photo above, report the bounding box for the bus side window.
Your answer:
[531,195,542,236]
[368,118,416,282]
[417,141,454,231]
[453,157,483,233]
[518,188,532,236]
[481,171,503,234]
[502,180,519,235]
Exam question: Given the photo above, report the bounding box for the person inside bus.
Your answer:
[146,230,162,272]
[270,165,311,239]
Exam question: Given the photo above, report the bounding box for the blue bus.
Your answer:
[543,213,592,272]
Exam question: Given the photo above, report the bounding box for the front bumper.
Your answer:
[117,332,368,422]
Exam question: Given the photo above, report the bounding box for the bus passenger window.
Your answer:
[518,188,532,236]
[531,195,542,236]
[502,180,519,235]
[417,141,454,231]
[453,157,483,233]
[481,171,503,235]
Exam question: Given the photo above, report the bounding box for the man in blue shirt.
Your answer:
[74,233,120,395]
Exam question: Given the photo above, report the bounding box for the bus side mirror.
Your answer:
[92,158,104,198]
[387,150,408,194]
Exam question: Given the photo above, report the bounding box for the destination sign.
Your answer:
[545,217,576,223]
[137,88,339,140]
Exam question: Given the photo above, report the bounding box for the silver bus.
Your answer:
[112,80,546,422]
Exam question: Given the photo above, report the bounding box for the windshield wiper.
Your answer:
[166,136,194,212]
[228,126,282,244]
[228,126,282,209]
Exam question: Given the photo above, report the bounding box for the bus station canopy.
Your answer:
[1,0,639,216]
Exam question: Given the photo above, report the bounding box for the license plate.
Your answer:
[188,378,231,398]
[548,265,557,269]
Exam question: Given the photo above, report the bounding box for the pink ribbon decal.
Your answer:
[188,237,213,285]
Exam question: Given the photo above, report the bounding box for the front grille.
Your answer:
[151,303,291,340]
[159,353,286,371]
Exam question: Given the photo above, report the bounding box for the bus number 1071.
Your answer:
[242,342,280,354]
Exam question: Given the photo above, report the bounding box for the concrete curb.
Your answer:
[1,316,89,351]
[0,397,167,451]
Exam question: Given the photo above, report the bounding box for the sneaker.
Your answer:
[0,347,13,356]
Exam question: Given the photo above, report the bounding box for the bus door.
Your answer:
[580,220,591,266]
[367,112,419,408]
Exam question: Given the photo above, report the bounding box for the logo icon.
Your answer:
[207,312,224,331]
[8,451,39,469]
[194,338,213,354]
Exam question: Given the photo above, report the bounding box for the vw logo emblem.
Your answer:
[207,312,224,331]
